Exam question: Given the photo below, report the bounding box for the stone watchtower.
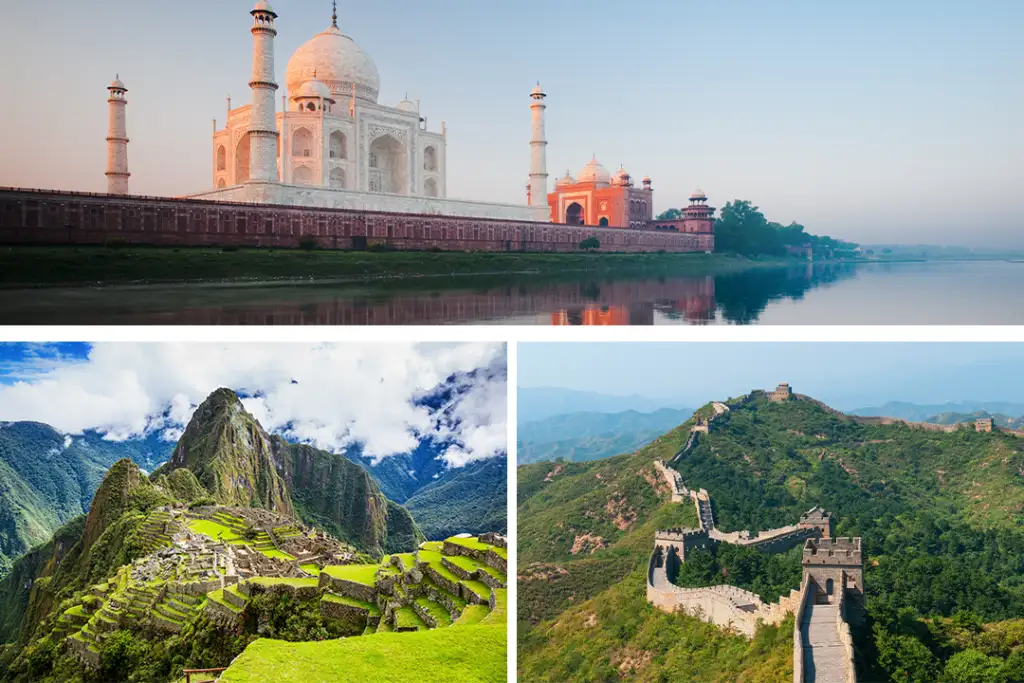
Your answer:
[975,417,994,432]
[802,537,864,624]
[798,506,832,539]
[769,383,793,402]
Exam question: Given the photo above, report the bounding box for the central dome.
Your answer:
[285,25,380,104]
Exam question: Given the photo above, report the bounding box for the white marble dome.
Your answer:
[108,77,126,90]
[690,187,707,200]
[577,156,610,186]
[294,79,334,102]
[286,25,380,104]
[252,0,276,15]
[396,95,417,112]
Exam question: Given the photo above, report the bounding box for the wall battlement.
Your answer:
[803,537,862,564]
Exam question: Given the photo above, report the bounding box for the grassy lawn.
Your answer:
[206,589,243,614]
[299,563,321,576]
[0,246,766,287]
[256,548,296,561]
[419,541,443,552]
[417,551,461,584]
[394,606,425,630]
[394,553,417,571]
[461,580,491,601]
[414,597,452,626]
[218,622,505,682]
[321,564,381,586]
[187,519,242,543]
[445,555,484,572]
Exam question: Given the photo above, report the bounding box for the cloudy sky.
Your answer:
[1,1,1021,247]
[0,342,506,467]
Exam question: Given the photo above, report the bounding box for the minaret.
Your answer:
[105,76,130,195]
[529,82,548,208]
[248,1,279,182]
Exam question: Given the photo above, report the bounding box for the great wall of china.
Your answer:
[648,386,863,683]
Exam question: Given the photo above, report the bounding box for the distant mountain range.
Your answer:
[518,386,684,424]
[518,408,691,465]
[0,423,174,575]
[850,400,1024,423]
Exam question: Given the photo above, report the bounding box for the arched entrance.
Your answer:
[329,131,347,159]
[566,202,584,225]
[216,145,226,171]
[825,578,834,597]
[293,128,314,158]
[599,217,609,227]
[424,177,438,197]
[234,137,250,184]
[329,167,345,189]
[368,134,408,194]
[293,165,313,185]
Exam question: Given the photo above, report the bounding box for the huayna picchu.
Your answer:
[518,383,1024,683]
[0,388,507,683]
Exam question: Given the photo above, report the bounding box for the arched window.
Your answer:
[329,131,347,159]
[234,136,250,184]
[329,167,345,189]
[825,578,834,596]
[423,146,437,171]
[216,178,226,189]
[599,217,609,227]
[306,102,316,111]
[641,200,647,215]
[424,177,438,197]
[216,145,226,171]
[293,165,314,185]
[292,128,314,158]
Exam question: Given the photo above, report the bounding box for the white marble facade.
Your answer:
[190,2,547,221]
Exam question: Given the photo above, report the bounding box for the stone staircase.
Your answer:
[800,603,847,683]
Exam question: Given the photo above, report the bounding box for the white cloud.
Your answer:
[0,343,507,465]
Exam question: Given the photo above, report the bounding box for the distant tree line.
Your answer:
[657,200,859,259]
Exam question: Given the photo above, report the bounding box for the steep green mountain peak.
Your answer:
[165,388,293,516]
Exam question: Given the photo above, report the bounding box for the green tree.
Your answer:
[944,649,1008,683]
[875,628,941,683]
[579,236,600,251]
[656,208,683,220]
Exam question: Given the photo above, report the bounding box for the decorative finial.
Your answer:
[332,0,338,27]
[116,73,119,80]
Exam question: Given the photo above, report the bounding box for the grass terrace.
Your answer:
[320,593,380,616]
[245,577,319,589]
[394,553,417,571]
[321,563,380,586]
[299,563,321,576]
[453,605,489,626]
[444,536,493,553]
[256,548,296,561]
[393,606,425,631]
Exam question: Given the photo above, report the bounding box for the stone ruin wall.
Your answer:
[0,187,709,254]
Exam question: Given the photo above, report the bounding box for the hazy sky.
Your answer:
[519,343,1024,410]
[1,1,1021,247]
[0,342,506,466]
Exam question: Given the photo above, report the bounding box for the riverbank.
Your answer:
[0,246,802,287]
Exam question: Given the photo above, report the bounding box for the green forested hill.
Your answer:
[518,393,1024,682]
[0,423,173,576]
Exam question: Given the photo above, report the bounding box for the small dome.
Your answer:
[294,79,334,102]
[642,176,651,184]
[611,166,633,187]
[690,187,707,200]
[252,0,276,15]
[108,76,125,90]
[577,156,610,186]
[531,82,546,97]
[396,95,417,112]
[555,170,576,187]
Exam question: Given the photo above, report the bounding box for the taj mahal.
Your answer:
[105,0,551,223]
[96,0,715,241]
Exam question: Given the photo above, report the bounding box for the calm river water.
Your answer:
[2,260,1022,325]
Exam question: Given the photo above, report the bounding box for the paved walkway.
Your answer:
[800,603,847,683]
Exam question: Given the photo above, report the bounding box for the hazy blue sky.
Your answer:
[519,343,1024,409]
[1,1,1021,247]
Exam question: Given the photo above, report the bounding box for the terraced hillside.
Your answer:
[1,494,506,682]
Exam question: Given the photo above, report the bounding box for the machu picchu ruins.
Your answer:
[51,502,506,676]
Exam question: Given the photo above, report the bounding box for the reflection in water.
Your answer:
[2,260,1021,325]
